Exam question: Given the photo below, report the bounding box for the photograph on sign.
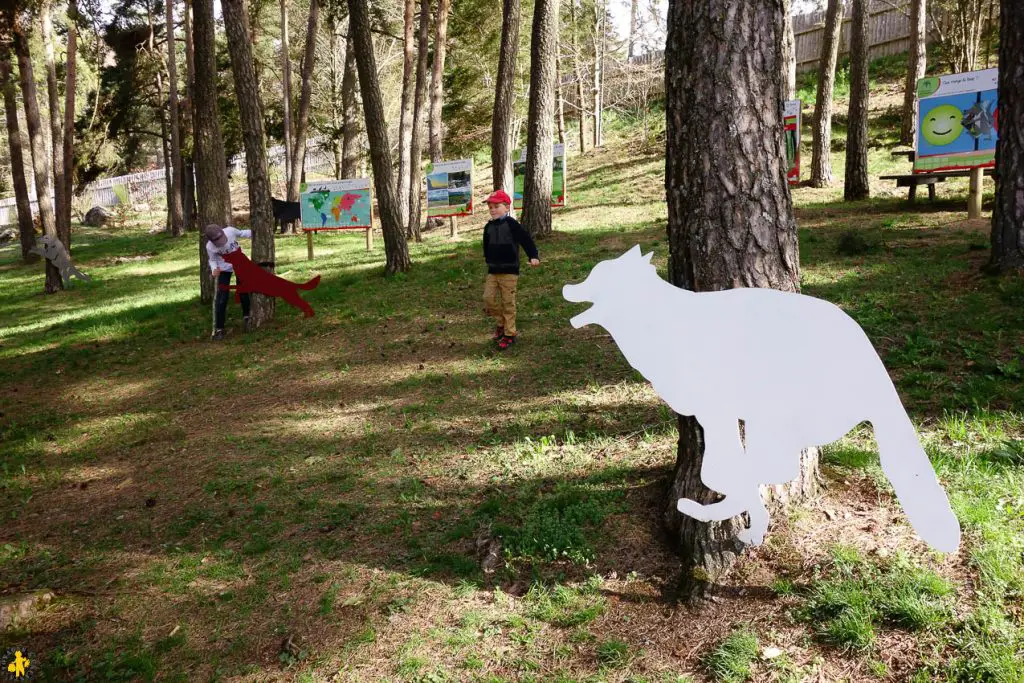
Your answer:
[513,144,567,210]
[914,69,998,173]
[425,159,474,218]
[784,99,801,185]
[300,178,373,229]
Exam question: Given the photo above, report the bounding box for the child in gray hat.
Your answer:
[205,224,252,341]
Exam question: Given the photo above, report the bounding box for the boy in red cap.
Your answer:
[482,190,539,350]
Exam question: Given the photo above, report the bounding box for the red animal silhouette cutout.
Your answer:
[219,248,320,317]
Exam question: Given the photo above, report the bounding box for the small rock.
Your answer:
[0,590,55,630]
[761,646,783,660]
[83,206,111,227]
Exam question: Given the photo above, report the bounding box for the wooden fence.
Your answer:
[794,1,914,73]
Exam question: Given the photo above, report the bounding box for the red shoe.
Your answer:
[497,335,516,350]
[492,326,505,341]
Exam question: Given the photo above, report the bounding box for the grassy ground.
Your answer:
[2,68,1023,681]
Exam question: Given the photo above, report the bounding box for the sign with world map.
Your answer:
[300,178,373,230]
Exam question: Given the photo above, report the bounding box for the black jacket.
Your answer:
[483,215,539,275]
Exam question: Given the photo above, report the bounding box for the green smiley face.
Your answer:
[922,104,964,146]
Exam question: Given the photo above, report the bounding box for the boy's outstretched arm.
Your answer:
[510,219,540,263]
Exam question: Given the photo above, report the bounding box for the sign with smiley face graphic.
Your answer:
[914,68,998,173]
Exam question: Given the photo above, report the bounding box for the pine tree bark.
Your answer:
[223,0,276,327]
[591,0,603,147]
[570,0,588,155]
[149,0,173,233]
[183,0,198,232]
[347,0,411,273]
[62,0,77,236]
[429,0,450,162]
[281,0,293,186]
[781,0,796,100]
[165,0,185,236]
[844,0,870,200]
[901,0,926,145]
[408,0,430,240]
[396,0,416,230]
[987,0,1024,272]
[0,45,37,264]
[193,0,232,304]
[628,0,638,58]
[41,0,67,248]
[287,0,319,207]
[328,11,341,178]
[810,0,844,187]
[664,0,818,602]
[341,28,361,178]
[12,10,62,292]
[556,53,566,146]
[521,0,558,238]
[491,0,520,193]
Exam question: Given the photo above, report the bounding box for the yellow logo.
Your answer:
[6,651,30,678]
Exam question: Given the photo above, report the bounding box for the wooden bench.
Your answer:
[881,152,994,217]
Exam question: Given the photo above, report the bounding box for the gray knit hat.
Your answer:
[204,224,227,247]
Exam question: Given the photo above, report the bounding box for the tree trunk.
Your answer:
[281,0,293,187]
[987,0,1024,272]
[183,0,198,232]
[901,0,926,145]
[341,28,361,179]
[571,0,588,155]
[592,0,603,148]
[664,0,818,602]
[62,0,77,235]
[492,0,520,193]
[810,0,844,187]
[193,0,233,304]
[347,0,411,274]
[429,0,450,162]
[223,0,276,327]
[521,0,558,238]
[12,11,62,293]
[0,45,37,264]
[395,0,416,230]
[149,0,173,234]
[329,12,341,178]
[166,0,185,236]
[287,0,319,206]
[844,0,870,200]
[628,0,638,58]
[781,0,796,100]
[556,54,566,146]
[41,0,68,248]
[408,0,430,240]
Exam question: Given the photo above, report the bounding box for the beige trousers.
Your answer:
[483,274,518,336]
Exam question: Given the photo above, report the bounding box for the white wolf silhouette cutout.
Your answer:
[30,235,91,285]
[563,245,960,553]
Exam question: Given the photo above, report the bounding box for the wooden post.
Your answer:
[968,167,983,219]
[365,226,373,250]
[306,230,314,260]
[449,215,458,239]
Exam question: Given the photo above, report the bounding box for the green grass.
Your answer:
[1,63,1023,681]
[704,627,760,683]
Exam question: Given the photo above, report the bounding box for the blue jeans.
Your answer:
[214,270,250,330]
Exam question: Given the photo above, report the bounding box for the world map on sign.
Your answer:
[299,181,373,230]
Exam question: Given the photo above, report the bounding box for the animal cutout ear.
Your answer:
[642,252,653,263]
[626,245,642,258]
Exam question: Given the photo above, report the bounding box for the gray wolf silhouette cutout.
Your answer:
[563,245,960,553]
[30,235,91,285]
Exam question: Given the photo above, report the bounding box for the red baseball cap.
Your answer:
[485,190,512,205]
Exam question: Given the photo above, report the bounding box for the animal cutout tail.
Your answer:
[873,407,960,552]
[298,275,321,290]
